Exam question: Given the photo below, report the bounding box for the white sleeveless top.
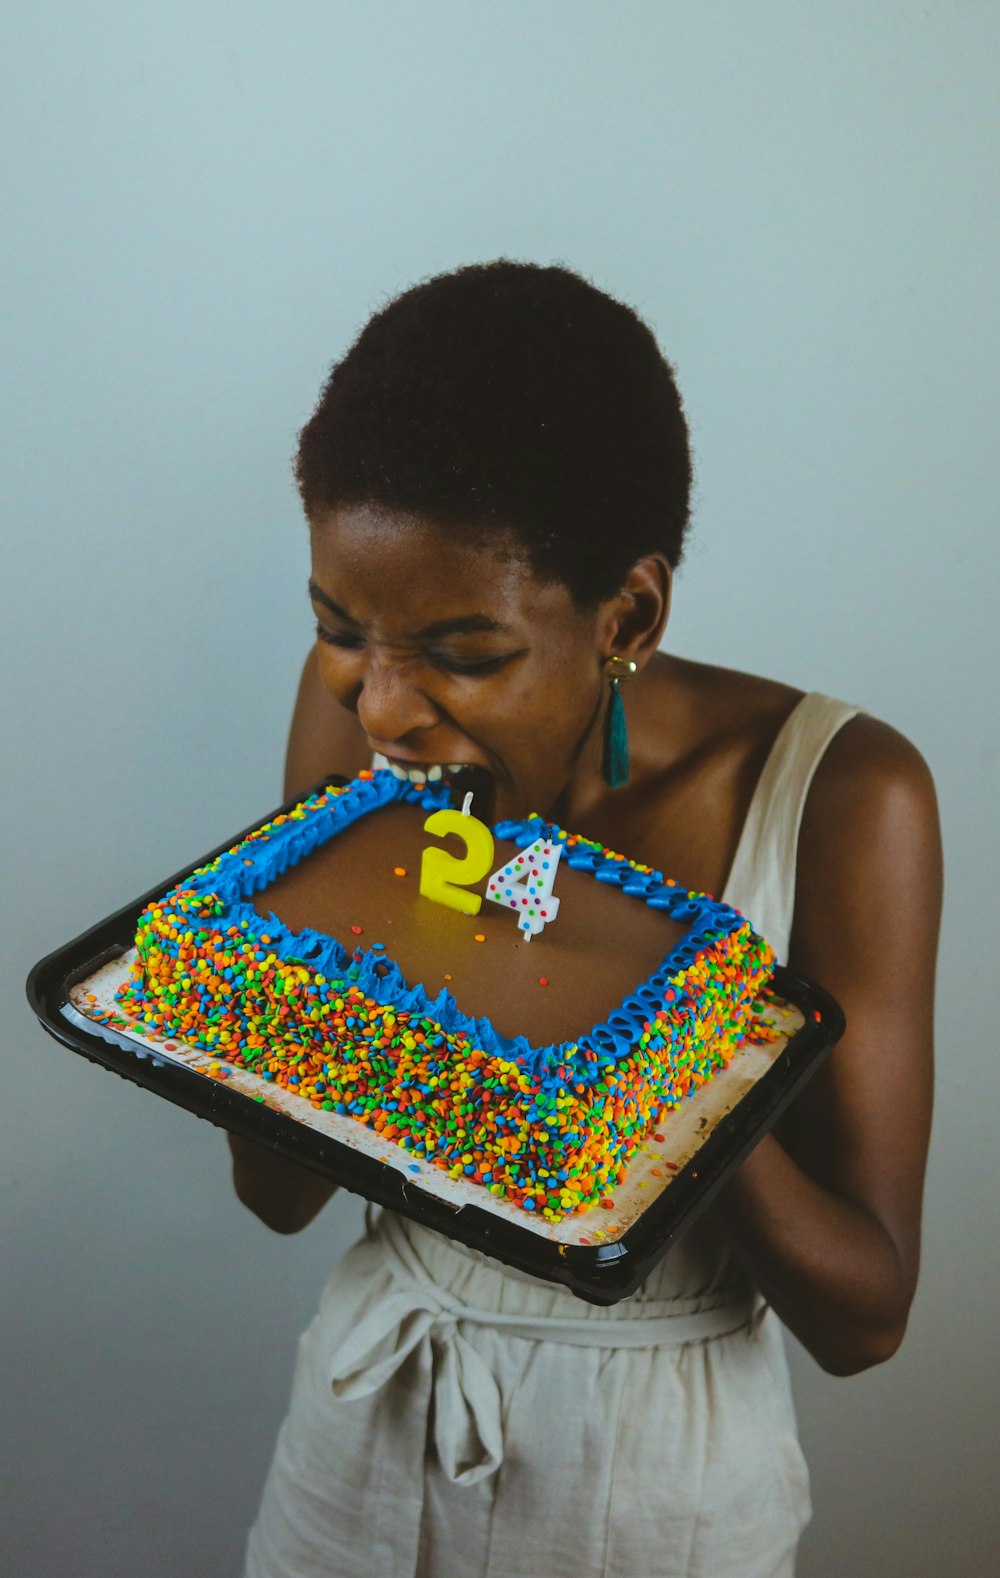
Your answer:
[245,692,862,1578]
[722,690,862,964]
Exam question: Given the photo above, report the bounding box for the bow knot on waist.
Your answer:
[326,1205,757,1485]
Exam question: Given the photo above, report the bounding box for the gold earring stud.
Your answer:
[602,656,637,680]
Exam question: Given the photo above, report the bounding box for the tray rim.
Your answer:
[26,776,845,1305]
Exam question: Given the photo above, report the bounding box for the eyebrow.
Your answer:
[309,581,357,622]
[308,581,510,640]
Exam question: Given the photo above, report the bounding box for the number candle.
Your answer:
[486,837,562,939]
[419,808,496,917]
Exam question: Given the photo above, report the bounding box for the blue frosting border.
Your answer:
[169,771,757,1082]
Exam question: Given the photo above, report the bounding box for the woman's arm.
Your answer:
[711,716,942,1375]
[227,649,370,1232]
[227,1132,342,1234]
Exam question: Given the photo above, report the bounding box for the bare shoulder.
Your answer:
[284,647,370,799]
[791,710,943,1088]
[642,653,805,745]
[798,713,942,904]
[806,711,937,805]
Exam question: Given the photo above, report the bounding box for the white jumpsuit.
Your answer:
[245,693,860,1578]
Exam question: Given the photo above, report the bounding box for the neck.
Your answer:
[547,676,614,829]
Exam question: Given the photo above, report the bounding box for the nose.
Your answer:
[354,650,438,747]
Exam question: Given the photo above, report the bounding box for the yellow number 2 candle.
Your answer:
[419,808,496,917]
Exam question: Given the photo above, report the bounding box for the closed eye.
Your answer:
[316,623,364,650]
[316,622,519,675]
[429,652,511,676]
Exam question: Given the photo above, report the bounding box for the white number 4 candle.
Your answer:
[486,837,562,939]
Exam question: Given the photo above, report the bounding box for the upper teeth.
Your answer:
[387,762,474,784]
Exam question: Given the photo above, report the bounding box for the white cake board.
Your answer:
[67,955,802,1248]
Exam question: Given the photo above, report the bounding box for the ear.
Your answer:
[598,554,672,669]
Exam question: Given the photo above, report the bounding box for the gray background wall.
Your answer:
[4,4,997,1573]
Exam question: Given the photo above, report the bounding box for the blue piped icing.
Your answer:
[166,771,760,1088]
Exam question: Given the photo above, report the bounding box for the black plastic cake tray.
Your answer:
[26,777,844,1305]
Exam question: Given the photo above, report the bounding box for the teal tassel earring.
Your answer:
[601,657,637,788]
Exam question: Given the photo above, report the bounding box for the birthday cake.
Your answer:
[113,769,775,1221]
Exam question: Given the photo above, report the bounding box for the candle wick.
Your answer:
[461,791,474,817]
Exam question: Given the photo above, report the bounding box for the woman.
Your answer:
[230,260,941,1578]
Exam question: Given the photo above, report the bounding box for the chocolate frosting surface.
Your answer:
[255,802,685,1046]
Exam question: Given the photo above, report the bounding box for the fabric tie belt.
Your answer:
[327,1205,758,1485]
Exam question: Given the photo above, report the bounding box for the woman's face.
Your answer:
[309,503,612,822]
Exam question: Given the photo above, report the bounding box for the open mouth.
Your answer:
[382,760,497,820]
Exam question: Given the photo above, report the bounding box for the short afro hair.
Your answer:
[294,259,692,606]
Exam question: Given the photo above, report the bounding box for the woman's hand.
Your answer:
[710,716,942,1375]
[227,1133,339,1234]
